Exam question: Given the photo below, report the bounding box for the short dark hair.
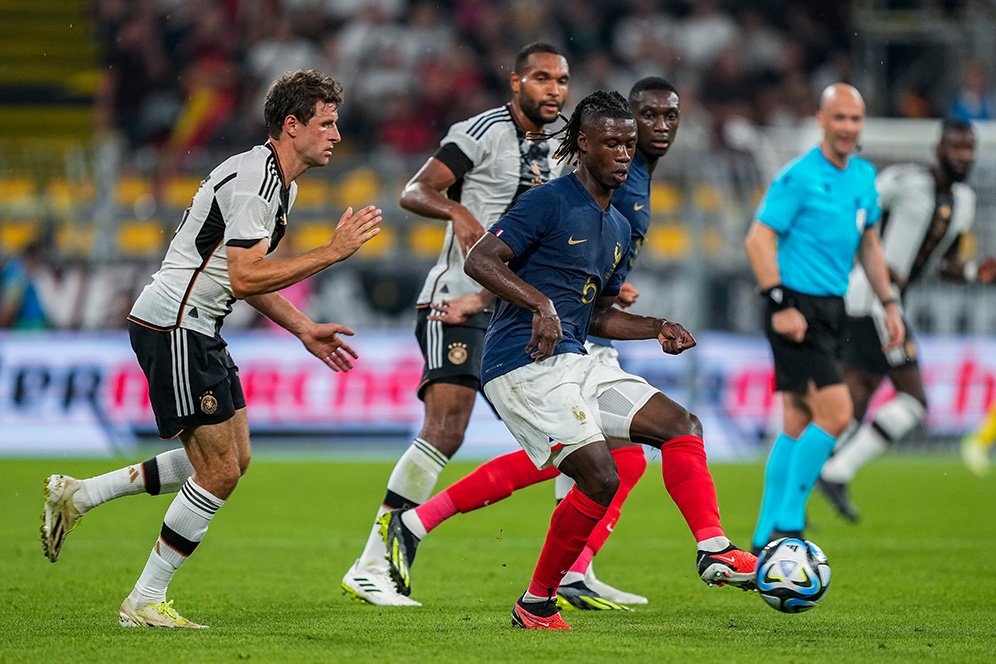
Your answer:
[940,117,974,137]
[629,76,678,102]
[552,90,633,165]
[514,42,566,76]
[264,69,344,139]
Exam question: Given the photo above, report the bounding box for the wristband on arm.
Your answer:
[761,285,794,311]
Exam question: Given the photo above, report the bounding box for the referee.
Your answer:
[744,83,903,552]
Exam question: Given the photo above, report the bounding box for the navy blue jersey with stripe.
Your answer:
[481,173,632,385]
[588,150,652,347]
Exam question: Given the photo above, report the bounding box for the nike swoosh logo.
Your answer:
[567,236,588,245]
[713,554,737,565]
[633,203,645,211]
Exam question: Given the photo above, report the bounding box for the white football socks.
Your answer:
[74,448,193,514]
[356,438,447,570]
[130,479,223,605]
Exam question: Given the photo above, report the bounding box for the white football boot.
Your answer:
[584,561,648,605]
[119,598,206,628]
[341,559,421,606]
[41,474,83,562]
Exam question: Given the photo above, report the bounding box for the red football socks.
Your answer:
[660,435,724,541]
[414,450,558,533]
[527,487,608,599]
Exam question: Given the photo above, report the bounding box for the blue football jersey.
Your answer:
[481,173,632,385]
[588,150,652,348]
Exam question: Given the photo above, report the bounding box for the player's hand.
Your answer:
[616,282,639,309]
[300,323,358,372]
[881,305,905,352]
[657,320,696,355]
[526,304,562,361]
[451,206,484,255]
[772,307,807,343]
[329,205,382,261]
[427,293,486,325]
[978,258,996,283]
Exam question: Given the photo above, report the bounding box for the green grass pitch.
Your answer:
[2,455,995,662]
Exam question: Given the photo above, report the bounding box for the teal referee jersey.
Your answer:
[755,146,880,296]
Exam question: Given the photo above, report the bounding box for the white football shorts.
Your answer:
[483,349,657,469]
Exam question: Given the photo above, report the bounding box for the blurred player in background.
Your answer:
[340,42,572,607]
[41,70,381,628]
[963,403,996,475]
[388,90,756,630]
[374,77,681,611]
[745,84,904,552]
[818,118,996,516]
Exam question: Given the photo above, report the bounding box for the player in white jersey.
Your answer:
[341,43,571,606]
[819,119,996,519]
[40,70,381,628]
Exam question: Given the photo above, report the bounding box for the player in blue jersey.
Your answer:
[744,83,904,552]
[375,79,682,611]
[386,90,756,630]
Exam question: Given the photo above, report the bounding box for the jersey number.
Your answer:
[581,276,598,304]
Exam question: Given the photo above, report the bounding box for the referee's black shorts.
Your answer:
[413,306,490,401]
[764,290,846,393]
[128,320,245,439]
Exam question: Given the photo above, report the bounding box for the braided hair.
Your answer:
[549,90,633,166]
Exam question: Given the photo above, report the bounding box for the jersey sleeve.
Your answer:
[224,194,273,248]
[862,162,881,227]
[755,166,804,233]
[434,119,491,181]
[488,185,558,256]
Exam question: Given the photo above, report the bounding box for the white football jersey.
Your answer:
[416,104,565,306]
[846,162,975,317]
[130,144,297,337]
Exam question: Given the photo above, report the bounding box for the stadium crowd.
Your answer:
[95,0,862,165]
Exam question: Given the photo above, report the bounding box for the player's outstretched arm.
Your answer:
[227,205,382,298]
[589,295,696,355]
[400,158,483,255]
[245,292,358,372]
[464,233,562,360]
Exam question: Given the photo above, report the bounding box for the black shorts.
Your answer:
[765,290,846,393]
[414,306,490,401]
[840,314,918,375]
[128,321,245,439]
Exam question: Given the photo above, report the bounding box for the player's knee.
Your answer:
[583,470,619,506]
[238,453,251,477]
[659,409,703,441]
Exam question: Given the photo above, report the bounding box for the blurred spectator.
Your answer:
[612,0,675,72]
[675,0,740,71]
[247,16,322,115]
[950,60,996,121]
[93,0,177,148]
[0,241,52,330]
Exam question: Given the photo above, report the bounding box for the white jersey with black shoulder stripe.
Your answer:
[416,104,565,306]
[129,143,296,337]
[846,162,976,317]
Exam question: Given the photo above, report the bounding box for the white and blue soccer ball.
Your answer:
[755,537,831,613]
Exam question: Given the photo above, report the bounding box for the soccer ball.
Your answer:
[755,537,831,613]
